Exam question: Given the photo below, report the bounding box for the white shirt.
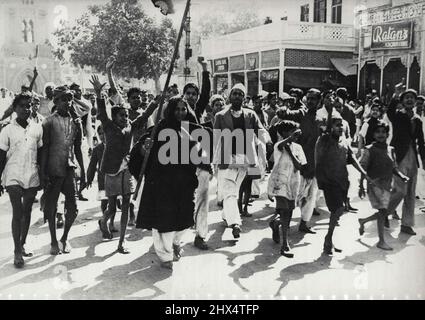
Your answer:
[0,95,13,118]
[0,119,43,188]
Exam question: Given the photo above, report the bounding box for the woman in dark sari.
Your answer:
[136,96,208,269]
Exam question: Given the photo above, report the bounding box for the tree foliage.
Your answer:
[52,0,177,81]
[196,9,262,40]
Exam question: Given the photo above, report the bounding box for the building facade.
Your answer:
[356,0,425,98]
[201,0,359,97]
[0,0,106,93]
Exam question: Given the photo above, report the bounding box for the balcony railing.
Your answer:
[202,20,355,59]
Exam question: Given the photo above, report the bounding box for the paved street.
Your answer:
[0,169,424,300]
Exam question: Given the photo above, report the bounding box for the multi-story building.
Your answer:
[0,0,107,93]
[356,0,425,98]
[201,0,359,97]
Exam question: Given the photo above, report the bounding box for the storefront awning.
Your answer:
[330,58,357,76]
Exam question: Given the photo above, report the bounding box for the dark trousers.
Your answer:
[43,168,77,223]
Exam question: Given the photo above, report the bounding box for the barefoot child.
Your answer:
[0,93,43,267]
[267,120,306,258]
[90,75,157,254]
[40,86,86,255]
[358,120,409,250]
[86,125,119,232]
[315,111,371,255]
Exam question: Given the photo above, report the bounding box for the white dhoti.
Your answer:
[218,168,247,226]
[297,176,319,222]
[152,228,187,262]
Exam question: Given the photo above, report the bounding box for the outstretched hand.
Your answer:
[197,56,208,71]
[89,75,106,96]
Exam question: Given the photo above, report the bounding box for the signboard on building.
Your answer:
[360,2,425,26]
[214,58,228,73]
[246,52,259,70]
[229,55,245,71]
[371,21,413,50]
[260,70,279,82]
[261,49,280,68]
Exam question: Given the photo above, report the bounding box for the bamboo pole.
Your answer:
[133,0,191,200]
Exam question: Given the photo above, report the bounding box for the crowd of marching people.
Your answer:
[1,55,425,270]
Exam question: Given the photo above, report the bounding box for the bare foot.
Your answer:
[60,239,72,254]
[14,253,24,268]
[377,241,393,251]
[21,246,33,257]
[109,224,118,233]
[50,243,61,255]
[160,261,173,270]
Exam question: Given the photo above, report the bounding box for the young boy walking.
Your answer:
[40,86,86,255]
[0,93,43,267]
[267,120,306,257]
[90,75,157,254]
[315,108,371,255]
[358,120,409,250]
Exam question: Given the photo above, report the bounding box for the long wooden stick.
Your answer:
[133,0,191,200]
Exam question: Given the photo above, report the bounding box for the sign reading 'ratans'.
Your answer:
[371,21,413,50]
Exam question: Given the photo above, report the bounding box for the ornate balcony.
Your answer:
[201,20,355,59]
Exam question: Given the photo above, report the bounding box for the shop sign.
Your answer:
[229,55,245,71]
[246,52,259,70]
[371,21,413,50]
[260,70,279,82]
[360,2,425,26]
[214,58,228,73]
[261,49,280,68]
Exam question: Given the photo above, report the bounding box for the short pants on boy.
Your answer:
[105,168,135,197]
[322,184,348,213]
[367,184,391,209]
[43,168,78,223]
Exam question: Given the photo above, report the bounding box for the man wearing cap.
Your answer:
[213,83,271,239]
[40,86,86,255]
[386,87,425,235]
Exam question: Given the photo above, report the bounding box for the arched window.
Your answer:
[22,20,28,42]
[28,20,34,43]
